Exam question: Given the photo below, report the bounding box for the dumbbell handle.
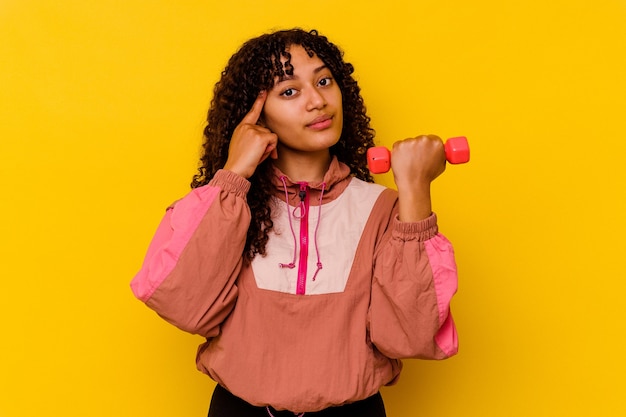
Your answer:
[367,136,470,174]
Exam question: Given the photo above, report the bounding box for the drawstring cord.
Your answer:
[277,176,326,283]
[311,182,326,281]
[278,176,297,269]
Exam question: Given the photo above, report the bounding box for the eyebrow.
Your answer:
[276,64,329,83]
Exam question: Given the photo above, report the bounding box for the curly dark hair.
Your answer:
[191,28,375,260]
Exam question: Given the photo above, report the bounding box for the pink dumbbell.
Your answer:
[367,136,470,174]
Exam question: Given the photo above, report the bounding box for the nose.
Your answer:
[305,87,327,111]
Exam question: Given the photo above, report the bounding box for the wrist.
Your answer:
[223,161,252,179]
[397,183,432,222]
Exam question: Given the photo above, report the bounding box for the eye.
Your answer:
[318,76,333,87]
[280,88,297,97]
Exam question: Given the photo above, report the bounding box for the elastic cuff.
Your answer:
[393,212,439,241]
[208,169,251,198]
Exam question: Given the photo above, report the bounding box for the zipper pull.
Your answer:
[298,183,308,201]
[293,183,308,219]
[298,183,308,215]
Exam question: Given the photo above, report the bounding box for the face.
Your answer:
[261,45,343,157]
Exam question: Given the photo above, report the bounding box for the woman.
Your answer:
[131,28,458,416]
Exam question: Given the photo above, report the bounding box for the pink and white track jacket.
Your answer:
[131,157,458,413]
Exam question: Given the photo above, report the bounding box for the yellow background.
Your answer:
[2,0,625,416]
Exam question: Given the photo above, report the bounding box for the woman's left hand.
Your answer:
[391,135,446,222]
[391,135,446,188]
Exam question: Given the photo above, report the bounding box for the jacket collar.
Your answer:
[270,156,352,204]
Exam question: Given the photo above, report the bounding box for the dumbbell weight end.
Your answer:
[367,136,470,174]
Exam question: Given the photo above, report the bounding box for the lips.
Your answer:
[306,114,333,130]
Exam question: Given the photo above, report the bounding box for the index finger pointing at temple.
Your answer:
[241,91,267,125]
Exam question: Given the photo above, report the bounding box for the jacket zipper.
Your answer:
[296,182,309,295]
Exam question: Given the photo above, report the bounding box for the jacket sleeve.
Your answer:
[369,212,459,360]
[130,169,251,338]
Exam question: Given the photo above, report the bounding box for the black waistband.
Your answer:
[208,384,386,417]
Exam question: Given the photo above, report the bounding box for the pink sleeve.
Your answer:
[369,213,459,360]
[130,185,221,302]
[424,234,459,357]
[130,169,251,337]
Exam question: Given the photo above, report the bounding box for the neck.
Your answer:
[273,150,332,183]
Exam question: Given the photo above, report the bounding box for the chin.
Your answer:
[317,136,341,151]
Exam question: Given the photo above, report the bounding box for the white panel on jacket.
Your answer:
[251,179,386,295]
